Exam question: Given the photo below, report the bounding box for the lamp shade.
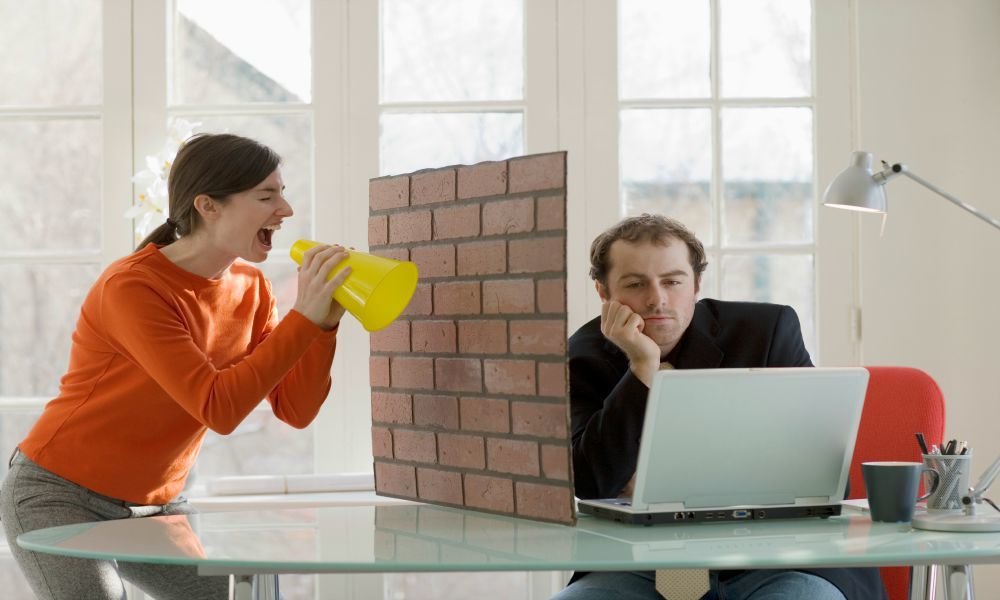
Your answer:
[823,151,887,214]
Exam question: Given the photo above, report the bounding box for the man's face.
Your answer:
[597,239,699,356]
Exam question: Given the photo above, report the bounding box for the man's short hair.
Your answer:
[589,214,708,287]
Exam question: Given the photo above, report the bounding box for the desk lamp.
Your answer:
[823,151,1000,231]
[824,151,1000,532]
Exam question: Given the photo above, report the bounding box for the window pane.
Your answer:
[721,253,815,358]
[380,112,523,176]
[720,0,811,98]
[0,0,102,106]
[173,0,311,104]
[721,107,813,246]
[183,113,313,245]
[619,0,710,99]
[0,264,100,397]
[381,0,523,102]
[620,109,713,245]
[0,120,101,252]
[196,409,314,479]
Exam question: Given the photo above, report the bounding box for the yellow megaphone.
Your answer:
[289,240,419,332]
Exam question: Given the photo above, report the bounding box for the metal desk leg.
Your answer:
[230,575,253,600]
[229,574,280,600]
[911,565,937,600]
[253,574,280,600]
[940,565,975,600]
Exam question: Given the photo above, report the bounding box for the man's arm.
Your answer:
[569,352,650,499]
[767,305,814,367]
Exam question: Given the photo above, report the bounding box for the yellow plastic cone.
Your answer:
[290,240,419,332]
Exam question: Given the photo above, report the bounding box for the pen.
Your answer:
[916,432,930,455]
[944,440,957,455]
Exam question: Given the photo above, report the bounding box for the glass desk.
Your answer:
[18,504,999,600]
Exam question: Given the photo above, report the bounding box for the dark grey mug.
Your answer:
[862,461,940,523]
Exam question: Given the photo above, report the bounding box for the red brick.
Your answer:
[375,461,416,497]
[393,429,438,464]
[411,169,456,205]
[457,161,507,199]
[537,362,567,398]
[512,401,568,439]
[460,397,510,433]
[390,357,434,390]
[509,237,565,274]
[433,204,480,240]
[434,358,482,393]
[417,468,463,505]
[370,176,409,210]
[482,197,534,235]
[411,320,456,353]
[509,153,565,194]
[536,194,566,231]
[410,244,455,278]
[433,282,481,315]
[536,278,565,313]
[438,433,486,469]
[404,283,433,316]
[487,438,539,476]
[372,427,393,459]
[370,356,390,388]
[509,320,565,356]
[413,394,459,429]
[516,482,574,524]
[482,280,534,314]
[541,444,570,481]
[464,475,514,513]
[370,320,410,353]
[389,211,432,244]
[372,247,409,261]
[456,241,506,276]
[457,320,508,354]
[484,359,536,396]
[368,215,388,247]
[372,392,412,424]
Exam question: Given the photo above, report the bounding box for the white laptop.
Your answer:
[577,367,869,525]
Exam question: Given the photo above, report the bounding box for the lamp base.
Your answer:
[912,511,1000,532]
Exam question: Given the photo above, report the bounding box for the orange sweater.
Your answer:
[20,244,337,504]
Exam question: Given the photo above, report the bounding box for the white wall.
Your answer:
[854,0,1000,592]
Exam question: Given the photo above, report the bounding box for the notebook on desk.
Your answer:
[577,367,869,525]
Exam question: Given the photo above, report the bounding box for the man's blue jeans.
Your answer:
[550,570,847,600]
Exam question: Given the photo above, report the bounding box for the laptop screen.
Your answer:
[630,367,869,511]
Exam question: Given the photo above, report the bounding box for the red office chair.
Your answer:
[848,366,946,600]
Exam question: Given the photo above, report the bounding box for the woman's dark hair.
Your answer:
[589,213,708,287]
[137,133,282,250]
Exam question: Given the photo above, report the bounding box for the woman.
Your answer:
[0,133,349,599]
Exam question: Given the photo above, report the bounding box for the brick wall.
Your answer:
[369,152,574,525]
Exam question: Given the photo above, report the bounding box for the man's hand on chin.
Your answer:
[601,300,660,387]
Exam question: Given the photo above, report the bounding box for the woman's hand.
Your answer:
[292,244,351,330]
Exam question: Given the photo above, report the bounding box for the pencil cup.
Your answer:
[922,453,972,512]
[289,240,419,332]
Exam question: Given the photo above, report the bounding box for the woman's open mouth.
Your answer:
[257,224,280,250]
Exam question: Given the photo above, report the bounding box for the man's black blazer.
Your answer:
[567,298,886,600]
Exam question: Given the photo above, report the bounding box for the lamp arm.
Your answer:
[880,163,1000,231]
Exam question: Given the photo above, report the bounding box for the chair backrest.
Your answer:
[849,366,946,600]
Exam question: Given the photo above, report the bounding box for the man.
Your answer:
[553,214,885,600]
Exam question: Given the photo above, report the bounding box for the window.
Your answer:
[165,0,318,482]
[0,0,106,594]
[378,0,525,175]
[618,0,817,357]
